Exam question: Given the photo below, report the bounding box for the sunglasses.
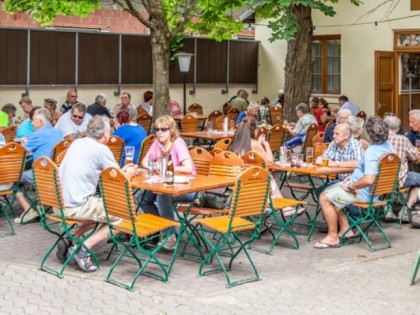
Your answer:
[155,127,169,132]
[72,114,84,120]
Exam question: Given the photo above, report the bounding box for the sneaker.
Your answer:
[56,239,70,264]
[384,211,398,222]
[14,209,39,224]
[158,234,177,250]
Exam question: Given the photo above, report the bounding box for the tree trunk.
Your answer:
[283,5,313,122]
[150,22,171,121]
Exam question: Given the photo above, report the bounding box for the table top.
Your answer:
[180,130,234,140]
[131,169,235,196]
[268,162,355,176]
[173,114,208,121]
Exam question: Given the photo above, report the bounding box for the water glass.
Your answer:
[296,154,304,168]
[125,146,135,165]
[306,147,314,165]
[291,153,298,167]
[207,121,213,133]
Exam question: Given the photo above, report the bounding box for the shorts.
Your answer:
[57,195,121,224]
[324,182,366,210]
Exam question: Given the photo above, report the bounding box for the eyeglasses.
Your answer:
[384,112,396,117]
[69,95,77,98]
[155,127,169,132]
[72,114,84,120]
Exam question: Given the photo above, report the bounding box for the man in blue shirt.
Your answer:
[15,108,63,224]
[338,95,360,116]
[314,117,394,249]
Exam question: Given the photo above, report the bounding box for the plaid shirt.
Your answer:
[325,138,364,180]
[259,105,270,123]
[388,134,420,187]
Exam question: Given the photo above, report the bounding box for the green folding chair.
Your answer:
[100,166,180,291]
[32,157,99,277]
[0,143,26,235]
[411,249,420,285]
[195,166,270,287]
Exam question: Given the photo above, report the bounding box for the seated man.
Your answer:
[407,109,420,146]
[284,103,317,151]
[236,101,259,125]
[55,103,92,138]
[384,115,420,222]
[323,109,352,143]
[15,108,63,223]
[314,117,394,248]
[58,115,137,272]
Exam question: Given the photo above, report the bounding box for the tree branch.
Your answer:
[112,0,154,29]
[170,0,198,40]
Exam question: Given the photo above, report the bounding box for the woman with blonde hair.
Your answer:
[140,115,196,249]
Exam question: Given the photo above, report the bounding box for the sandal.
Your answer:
[282,206,306,217]
[69,246,97,273]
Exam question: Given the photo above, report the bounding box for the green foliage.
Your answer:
[252,0,362,42]
[5,0,100,26]
[169,34,185,61]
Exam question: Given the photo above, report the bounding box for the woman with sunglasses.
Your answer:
[140,115,196,249]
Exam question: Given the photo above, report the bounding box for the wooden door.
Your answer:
[374,51,396,117]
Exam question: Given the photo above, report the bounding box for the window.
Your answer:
[311,36,341,94]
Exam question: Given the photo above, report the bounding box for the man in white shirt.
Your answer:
[55,103,92,137]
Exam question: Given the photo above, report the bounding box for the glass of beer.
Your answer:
[321,155,329,167]
[305,147,314,166]
[297,154,304,168]
[125,146,135,165]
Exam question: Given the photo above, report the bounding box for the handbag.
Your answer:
[203,188,232,209]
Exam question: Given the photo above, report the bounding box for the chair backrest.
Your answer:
[269,106,283,126]
[188,103,203,115]
[51,139,72,162]
[325,120,335,130]
[215,115,225,130]
[312,132,325,145]
[0,143,26,184]
[302,123,319,154]
[227,112,238,123]
[56,148,68,167]
[100,167,136,222]
[222,102,231,115]
[208,110,223,126]
[137,134,157,165]
[267,124,286,153]
[32,157,64,209]
[209,148,224,156]
[241,151,266,169]
[1,125,17,143]
[314,143,329,160]
[229,166,270,218]
[357,111,367,121]
[181,113,199,133]
[209,151,243,177]
[107,135,125,165]
[371,153,400,197]
[137,107,148,116]
[189,146,212,175]
[360,139,369,151]
[256,126,267,139]
[227,107,240,116]
[214,137,232,150]
[137,113,152,135]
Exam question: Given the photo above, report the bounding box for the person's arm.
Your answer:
[341,174,376,192]
[252,137,274,164]
[405,138,420,161]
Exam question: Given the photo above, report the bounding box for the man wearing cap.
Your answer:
[87,94,111,118]
[44,98,62,126]
[55,103,92,137]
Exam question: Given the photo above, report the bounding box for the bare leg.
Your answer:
[317,192,339,245]
[16,191,30,213]
[407,187,419,208]
[337,210,353,237]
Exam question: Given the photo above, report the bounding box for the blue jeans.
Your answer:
[403,171,420,188]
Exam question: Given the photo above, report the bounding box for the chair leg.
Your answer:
[410,250,420,285]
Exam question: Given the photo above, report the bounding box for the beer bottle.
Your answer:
[166,154,174,185]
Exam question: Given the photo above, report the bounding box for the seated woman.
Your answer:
[15,106,41,141]
[113,110,147,166]
[44,98,62,126]
[140,115,196,249]
[226,118,304,218]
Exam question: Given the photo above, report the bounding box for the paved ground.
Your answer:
[1,190,420,314]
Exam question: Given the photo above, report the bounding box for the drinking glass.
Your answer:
[305,147,314,165]
[125,146,135,165]
[297,154,304,168]
[321,155,329,167]
[291,153,298,167]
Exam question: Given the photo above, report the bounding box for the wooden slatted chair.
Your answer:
[269,106,283,126]
[267,124,286,154]
[189,147,212,175]
[137,134,157,166]
[256,126,267,139]
[100,166,180,291]
[312,132,325,145]
[0,143,26,235]
[340,153,401,251]
[222,102,231,115]
[107,135,125,165]
[241,151,305,254]
[55,148,68,167]
[137,107,148,116]
[32,157,99,277]
[214,115,225,131]
[181,114,199,144]
[214,137,232,151]
[301,123,319,156]
[227,107,240,117]
[51,139,72,162]
[188,103,204,115]
[137,113,152,135]
[208,110,223,127]
[209,147,224,156]
[195,166,270,287]
[1,125,18,143]
[227,112,238,124]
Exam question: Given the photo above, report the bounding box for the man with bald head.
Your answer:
[323,108,352,143]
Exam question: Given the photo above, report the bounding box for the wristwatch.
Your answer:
[347,182,354,192]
